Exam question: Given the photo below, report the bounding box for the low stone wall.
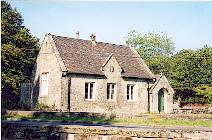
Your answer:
[2,120,212,140]
[173,108,212,114]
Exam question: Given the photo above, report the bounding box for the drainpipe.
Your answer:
[68,77,71,112]
[147,82,150,113]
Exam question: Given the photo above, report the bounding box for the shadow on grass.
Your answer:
[2,111,117,125]
[2,112,118,140]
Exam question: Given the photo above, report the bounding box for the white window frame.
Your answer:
[85,82,95,100]
[127,84,134,101]
[107,83,116,101]
[40,72,48,96]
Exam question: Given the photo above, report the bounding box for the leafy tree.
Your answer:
[126,30,175,59]
[126,30,175,75]
[1,1,39,109]
[169,46,211,90]
[194,85,212,104]
[169,46,212,105]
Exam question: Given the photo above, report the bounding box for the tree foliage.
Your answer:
[1,1,39,109]
[126,30,175,77]
[169,46,212,105]
[168,46,212,90]
[126,30,175,59]
[194,85,212,104]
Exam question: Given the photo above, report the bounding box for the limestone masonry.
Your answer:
[23,33,174,114]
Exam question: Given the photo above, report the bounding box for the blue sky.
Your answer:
[10,1,212,51]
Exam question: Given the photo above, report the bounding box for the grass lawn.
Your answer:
[3,113,212,127]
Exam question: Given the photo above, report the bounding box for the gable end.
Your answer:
[47,34,67,72]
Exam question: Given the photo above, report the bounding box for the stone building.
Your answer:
[31,33,174,114]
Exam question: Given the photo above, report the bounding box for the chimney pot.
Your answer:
[90,33,96,46]
[90,33,96,41]
[76,31,79,39]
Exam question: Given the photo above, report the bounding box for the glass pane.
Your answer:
[45,83,48,95]
[107,84,110,99]
[127,94,129,100]
[127,85,129,100]
[111,85,114,99]
[90,83,93,99]
[85,83,88,99]
[131,86,134,100]
[111,93,114,99]
[42,81,45,95]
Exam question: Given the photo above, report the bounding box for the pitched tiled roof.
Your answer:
[51,34,154,79]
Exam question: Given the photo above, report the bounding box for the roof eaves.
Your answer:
[122,75,153,80]
[66,71,105,76]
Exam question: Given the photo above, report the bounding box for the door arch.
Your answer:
[158,89,164,112]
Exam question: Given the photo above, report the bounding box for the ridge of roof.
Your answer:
[50,34,129,48]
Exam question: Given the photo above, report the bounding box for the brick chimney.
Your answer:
[90,33,96,45]
[76,31,79,39]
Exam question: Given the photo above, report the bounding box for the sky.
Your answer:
[10,1,212,52]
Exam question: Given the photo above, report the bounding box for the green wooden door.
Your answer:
[158,90,164,112]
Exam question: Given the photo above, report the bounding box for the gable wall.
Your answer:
[150,76,174,113]
[33,36,62,109]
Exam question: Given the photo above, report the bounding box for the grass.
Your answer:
[113,117,212,127]
[3,113,212,127]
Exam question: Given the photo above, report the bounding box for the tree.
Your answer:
[169,46,212,105]
[194,85,212,104]
[169,46,212,90]
[126,30,175,75]
[1,2,39,109]
[126,30,175,60]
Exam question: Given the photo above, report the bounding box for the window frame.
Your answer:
[84,82,95,101]
[107,83,116,101]
[127,84,135,101]
[40,72,49,97]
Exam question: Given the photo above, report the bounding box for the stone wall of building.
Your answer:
[33,35,63,109]
[69,55,150,114]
